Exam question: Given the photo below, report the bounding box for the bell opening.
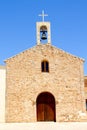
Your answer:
[41,31,47,40]
[40,25,48,43]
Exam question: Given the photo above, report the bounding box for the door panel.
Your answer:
[37,92,56,121]
[37,103,44,121]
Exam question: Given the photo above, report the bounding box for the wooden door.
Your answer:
[36,92,56,121]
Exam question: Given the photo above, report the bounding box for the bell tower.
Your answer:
[36,11,51,45]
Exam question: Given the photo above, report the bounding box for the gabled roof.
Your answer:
[0,65,6,69]
[5,44,84,63]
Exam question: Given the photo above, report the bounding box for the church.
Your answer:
[0,11,87,124]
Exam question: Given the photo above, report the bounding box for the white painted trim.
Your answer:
[0,67,6,122]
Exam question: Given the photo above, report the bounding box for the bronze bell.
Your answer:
[41,31,47,40]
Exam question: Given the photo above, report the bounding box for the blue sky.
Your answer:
[0,0,87,75]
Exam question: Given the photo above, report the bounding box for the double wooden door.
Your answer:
[37,92,56,122]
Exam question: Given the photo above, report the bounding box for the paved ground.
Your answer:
[0,122,87,130]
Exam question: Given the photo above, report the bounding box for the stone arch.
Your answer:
[36,92,56,122]
[40,25,47,31]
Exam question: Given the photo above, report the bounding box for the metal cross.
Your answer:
[39,10,48,22]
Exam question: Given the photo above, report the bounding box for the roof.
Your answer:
[5,44,85,63]
[0,65,6,69]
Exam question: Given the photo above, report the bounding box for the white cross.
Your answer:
[39,10,48,22]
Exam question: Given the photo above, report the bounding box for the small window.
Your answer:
[86,99,87,110]
[41,61,49,72]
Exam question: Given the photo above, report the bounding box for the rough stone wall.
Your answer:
[84,76,87,99]
[5,44,86,122]
[84,76,87,114]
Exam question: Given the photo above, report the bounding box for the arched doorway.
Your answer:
[36,92,56,122]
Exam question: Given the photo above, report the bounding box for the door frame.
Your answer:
[36,92,56,122]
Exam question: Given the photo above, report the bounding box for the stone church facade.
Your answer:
[5,44,86,122]
[0,17,87,123]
